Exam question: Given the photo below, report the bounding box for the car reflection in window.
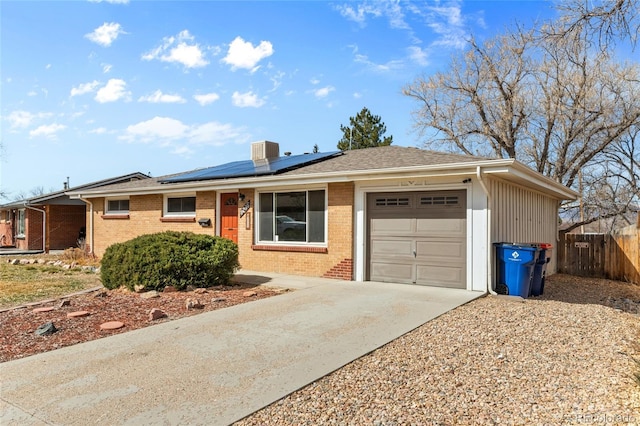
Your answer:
[276,215,306,241]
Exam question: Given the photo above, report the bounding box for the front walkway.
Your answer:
[0,271,482,425]
[0,248,44,256]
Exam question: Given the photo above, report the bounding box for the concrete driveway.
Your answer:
[1,271,482,426]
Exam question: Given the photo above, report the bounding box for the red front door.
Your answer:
[221,193,239,243]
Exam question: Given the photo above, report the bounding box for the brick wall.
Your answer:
[90,191,217,256]
[0,213,12,247]
[88,184,355,280]
[238,182,355,279]
[24,209,44,250]
[47,205,86,250]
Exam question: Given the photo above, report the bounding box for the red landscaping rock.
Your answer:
[32,306,55,313]
[149,308,167,320]
[185,298,204,310]
[67,311,90,318]
[100,321,124,330]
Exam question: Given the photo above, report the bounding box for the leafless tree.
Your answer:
[403,24,640,228]
[552,0,639,50]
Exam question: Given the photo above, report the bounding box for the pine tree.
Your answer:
[337,107,393,151]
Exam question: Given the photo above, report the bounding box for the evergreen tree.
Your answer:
[337,107,393,151]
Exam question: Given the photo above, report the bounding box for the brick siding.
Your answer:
[47,205,86,250]
[91,191,217,256]
[238,183,354,279]
[88,184,355,280]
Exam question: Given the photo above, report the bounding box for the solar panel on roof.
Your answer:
[160,151,342,183]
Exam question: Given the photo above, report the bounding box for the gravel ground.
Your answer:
[236,274,640,426]
[0,284,282,362]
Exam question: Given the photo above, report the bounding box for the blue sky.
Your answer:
[1,0,559,198]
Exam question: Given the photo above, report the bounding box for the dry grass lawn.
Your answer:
[0,257,102,309]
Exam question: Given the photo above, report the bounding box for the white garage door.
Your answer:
[367,190,466,288]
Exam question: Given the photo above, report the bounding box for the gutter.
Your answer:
[78,197,94,255]
[476,167,496,296]
[24,203,46,253]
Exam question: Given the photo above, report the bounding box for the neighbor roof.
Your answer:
[0,172,150,209]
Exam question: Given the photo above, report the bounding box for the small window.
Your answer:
[165,195,196,216]
[16,209,26,237]
[375,197,410,207]
[106,199,130,214]
[420,196,459,206]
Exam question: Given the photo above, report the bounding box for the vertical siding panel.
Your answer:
[489,178,562,274]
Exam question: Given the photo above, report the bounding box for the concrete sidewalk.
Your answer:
[1,272,482,426]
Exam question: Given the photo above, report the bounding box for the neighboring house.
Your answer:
[67,141,577,292]
[0,173,149,252]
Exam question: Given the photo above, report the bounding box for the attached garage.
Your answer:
[367,190,466,288]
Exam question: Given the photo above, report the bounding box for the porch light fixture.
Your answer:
[198,218,211,227]
[238,193,246,201]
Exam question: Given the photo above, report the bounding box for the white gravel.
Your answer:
[236,275,640,425]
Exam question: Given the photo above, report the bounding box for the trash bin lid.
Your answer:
[524,242,553,249]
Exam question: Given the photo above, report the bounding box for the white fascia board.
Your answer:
[481,162,578,200]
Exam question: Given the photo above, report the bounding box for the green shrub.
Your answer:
[100,231,239,291]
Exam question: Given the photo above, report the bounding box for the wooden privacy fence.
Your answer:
[558,228,639,284]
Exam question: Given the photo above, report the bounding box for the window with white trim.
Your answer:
[16,209,26,237]
[164,194,196,217]
[105,198,130,214]
[258,190,326,243]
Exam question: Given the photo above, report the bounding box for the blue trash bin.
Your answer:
[494,243,539,298]
[528,243,552,296]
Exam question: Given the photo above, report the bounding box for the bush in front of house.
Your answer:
[100,231,239,291]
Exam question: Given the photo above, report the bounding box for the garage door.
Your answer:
[367,190,466,288]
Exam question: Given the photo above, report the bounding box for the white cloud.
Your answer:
[89,127,108,134]
[223,36,273,72]
[314,86,335,98]
[70,80,100,97]
[120,116,250,152]
[188,122,243,145]
[5,110,52,129]
[231,91,266,108]
[95,79,130,103]
[45,64,52,69]
[142,30,208,69]
[6,111,35,128]
[193,92,220,106]
[354,53,404,73]
[138,90,186,104]
[407,46,429,66]
[29,123,66,139]
[102,63,112,73]
[85,22,126,47]
[121,117,188,143]
[425,4,467,48]
[335,3,382,25]
[27,91,38,97]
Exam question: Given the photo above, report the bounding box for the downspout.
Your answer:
[78,197,94,255]
[24,203,46,253]
[476,166,497,295]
